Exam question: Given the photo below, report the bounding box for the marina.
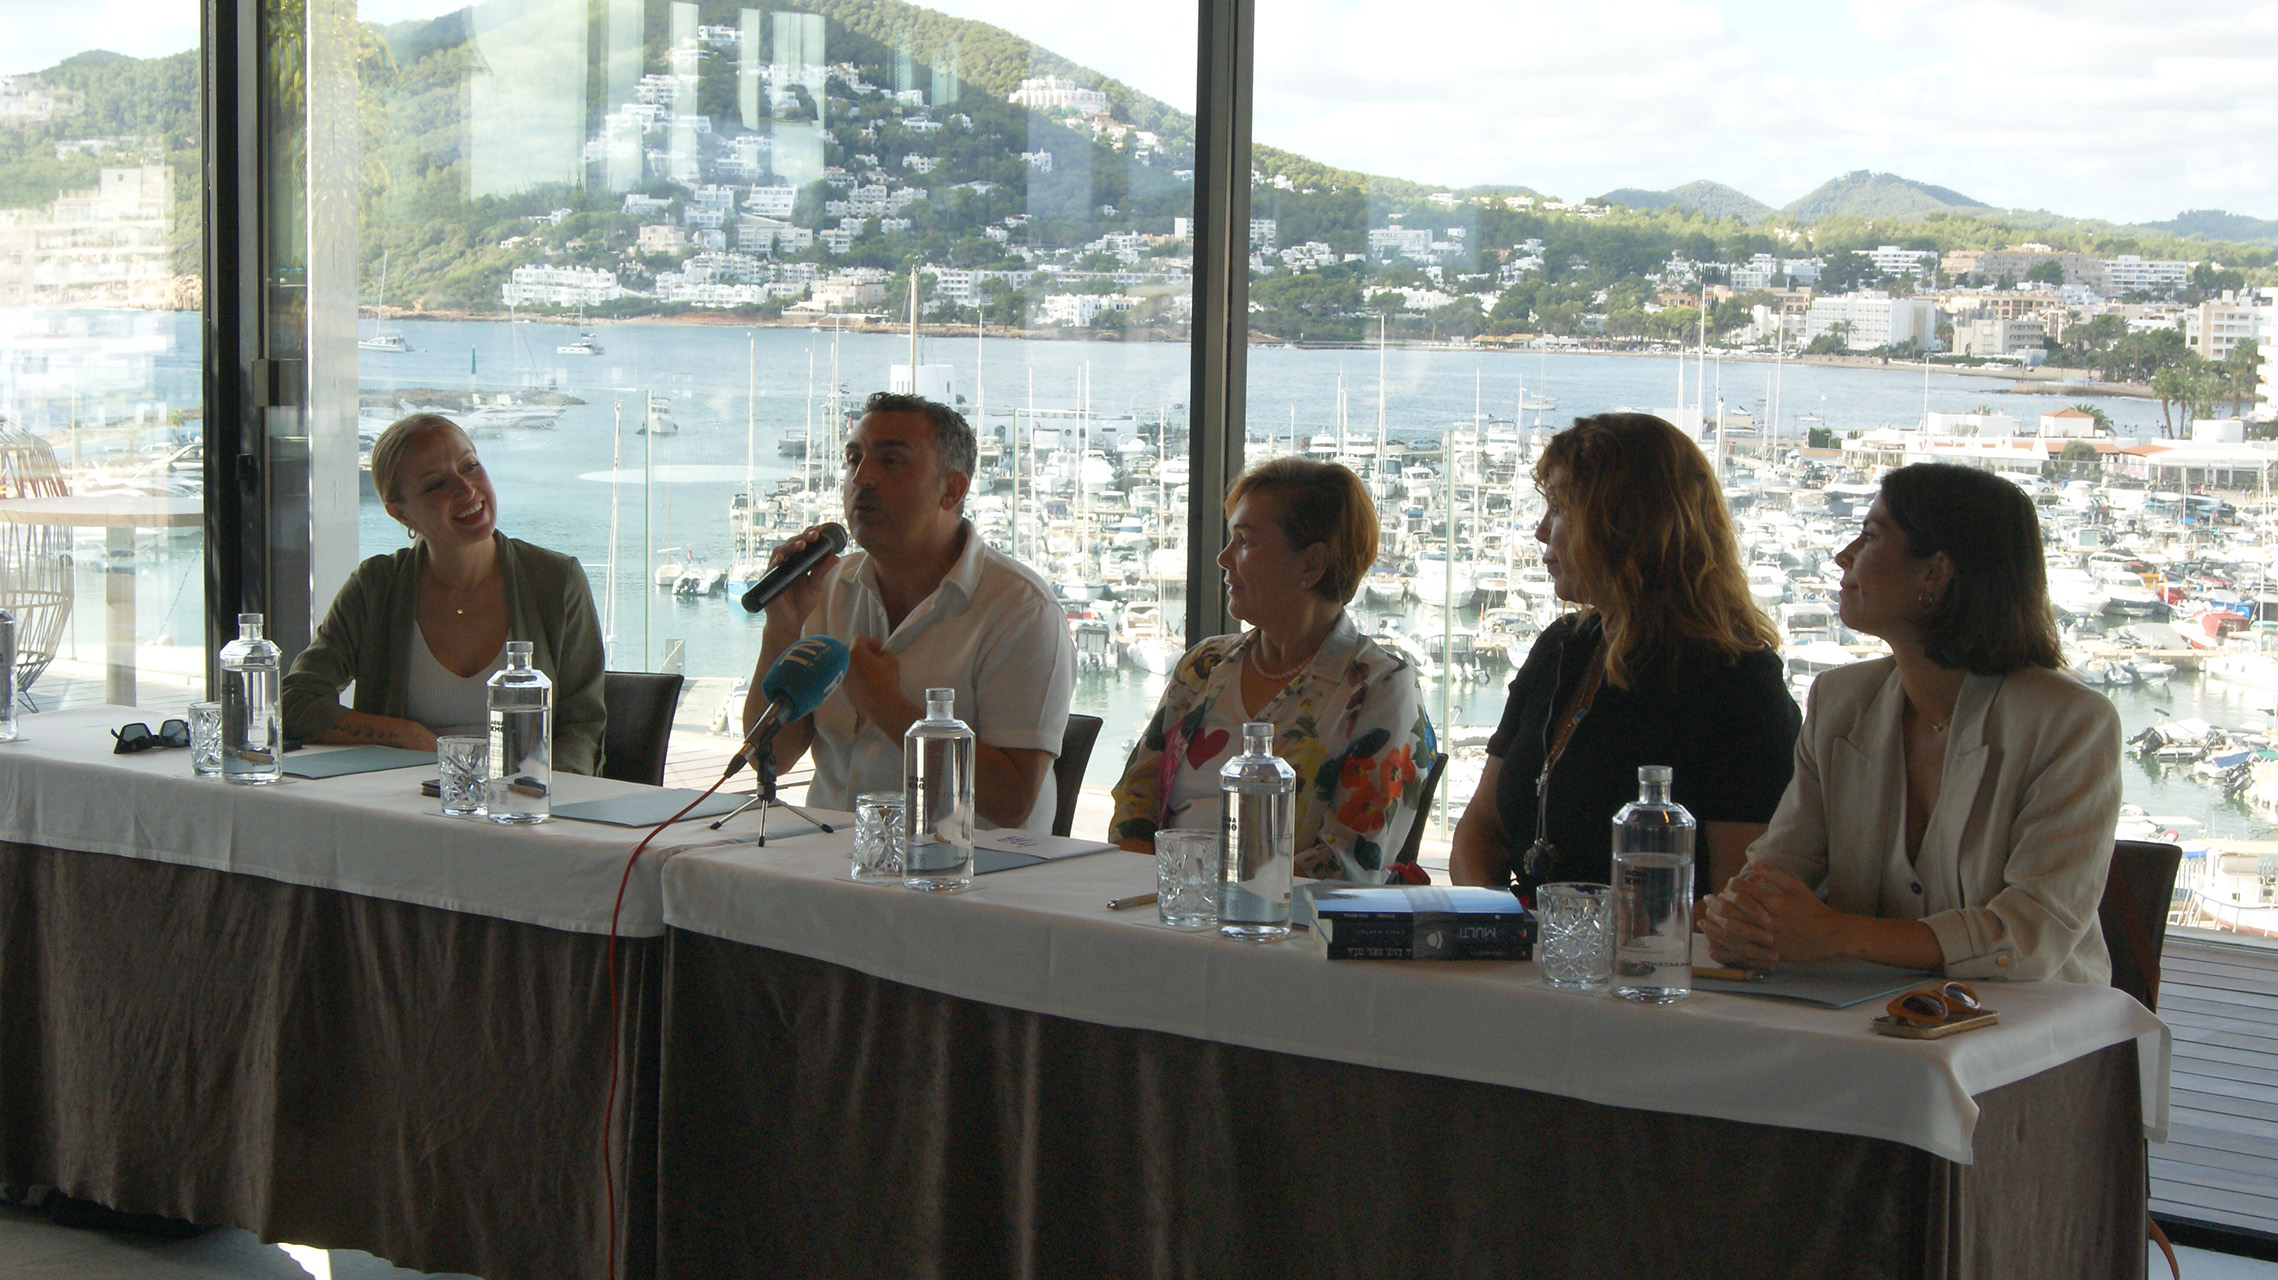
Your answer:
[14,308,2278,931]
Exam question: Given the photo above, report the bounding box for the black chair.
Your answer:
[2101,839,2183,1013]
[601,671,685,786]
[2103,842,2186,1280]
[1394,752,1449,866]
[1051,714,1104,838]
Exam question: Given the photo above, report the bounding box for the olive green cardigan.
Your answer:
[281,534,607,775]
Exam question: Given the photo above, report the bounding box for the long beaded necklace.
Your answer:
[1521,632,1605,881]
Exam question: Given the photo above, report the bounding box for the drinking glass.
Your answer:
[1537,881,1612,989]
[1154,829,1218,929]
[436,736,489,817]
[852,791,905,883]
[187,701,223,777]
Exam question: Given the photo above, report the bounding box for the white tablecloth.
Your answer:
[661,829,2171,1164]
[0,705,776,936]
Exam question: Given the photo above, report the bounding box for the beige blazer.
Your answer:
[1748,657,2119,985]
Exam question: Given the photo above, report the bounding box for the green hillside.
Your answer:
[5,5,2278,342]
[1598,180,1774,223]
[2142,209,2278,249]
[1780,170,1991,222]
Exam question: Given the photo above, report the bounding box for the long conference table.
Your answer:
[0,705,2172,1279]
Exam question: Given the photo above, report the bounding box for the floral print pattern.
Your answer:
[1110,614,1438,883]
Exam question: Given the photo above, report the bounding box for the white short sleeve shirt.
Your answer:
[801,520,1077,831]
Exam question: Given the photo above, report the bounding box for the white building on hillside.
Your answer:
[1007,75,1107,114]
[1864,245,1936,277]
[1803,291,1939,352]
[1951,316,2047,361]
[500,265,622,307]
[2186,293,2260,361]
[0,164,184,309]
[2101,255,2190,295]
[1038,292,1135,326]
[1368,225,1433,263]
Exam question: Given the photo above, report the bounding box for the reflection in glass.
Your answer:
[0,19,205,711]
[348,1,1195,800]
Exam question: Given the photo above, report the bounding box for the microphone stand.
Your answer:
[710,728,836,846]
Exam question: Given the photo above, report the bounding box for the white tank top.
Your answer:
[406,620,507,739]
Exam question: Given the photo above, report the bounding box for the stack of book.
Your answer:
[1306,885,1535,961]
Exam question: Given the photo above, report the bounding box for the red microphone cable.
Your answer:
[601,773,730,1280]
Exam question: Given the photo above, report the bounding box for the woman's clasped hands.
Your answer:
[1700,863,1850,968]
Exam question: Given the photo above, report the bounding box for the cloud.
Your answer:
[11,0,2272,227]
[2,0,198,74]
[1240,0,2278,224]
[899,0,1199,112]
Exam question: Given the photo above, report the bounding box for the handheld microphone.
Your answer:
[740,523,848,614]
[723,634,851,779]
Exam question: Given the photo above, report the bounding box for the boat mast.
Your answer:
[975,305,985,487]
[745,330,756,513]
[1376,313,1388,494]
[803,345,815,513]
[1771,309,1785,438]
[643,390,654,668]
[606,399,622,664]
[1696,284,1707,435]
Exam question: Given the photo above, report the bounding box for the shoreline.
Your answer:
[395,309,2161,399]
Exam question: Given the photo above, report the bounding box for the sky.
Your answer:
[13,0,2278,226]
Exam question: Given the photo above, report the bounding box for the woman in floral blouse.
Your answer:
[1109,458,1436,882]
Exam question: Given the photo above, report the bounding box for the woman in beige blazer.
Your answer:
[1701,463,2120,984]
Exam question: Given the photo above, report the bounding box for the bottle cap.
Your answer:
[506,640,533,657]
[1639,764,1672,784]
[238,612,262,626]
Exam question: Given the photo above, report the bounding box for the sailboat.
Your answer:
[358,251,413,352]
[558,303,603,355]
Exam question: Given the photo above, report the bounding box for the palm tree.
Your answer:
[2151,364,2189,437]
[2070,403,2114,435]
[2192,365,2230,422]
[2223,340,2262,416]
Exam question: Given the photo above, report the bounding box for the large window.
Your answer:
[8,0,2278,1253]
[0,10,205,714]
[1245,2,2278,869]
[1246,0,2276,1242]
[345,0,1194,788]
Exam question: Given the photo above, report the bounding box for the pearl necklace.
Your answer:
[1247,637,1319,683]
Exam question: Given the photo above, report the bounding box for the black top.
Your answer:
[1487,614,1801,896]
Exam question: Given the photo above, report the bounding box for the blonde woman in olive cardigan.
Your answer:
[282,414,607,775]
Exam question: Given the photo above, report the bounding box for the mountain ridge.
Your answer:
[1596,179,1772,223]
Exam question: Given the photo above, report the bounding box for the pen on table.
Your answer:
[1695,966,1768,982]
[1106,892,1157,911]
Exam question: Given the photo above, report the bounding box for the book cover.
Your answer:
[1309,887,1535,961]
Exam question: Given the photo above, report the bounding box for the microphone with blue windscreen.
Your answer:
[722,635,850,779]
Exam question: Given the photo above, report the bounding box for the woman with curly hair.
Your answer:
[1450,413,1800,897]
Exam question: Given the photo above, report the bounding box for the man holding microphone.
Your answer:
[743,392,1076,832]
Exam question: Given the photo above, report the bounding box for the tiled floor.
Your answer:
[0,1200,2266,1279]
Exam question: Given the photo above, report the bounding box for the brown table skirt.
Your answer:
[656,927,2144,1280]
[0,840,659,1280]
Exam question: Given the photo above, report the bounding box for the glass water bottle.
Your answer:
[219,612,281,785]
[902,687,975,892]
[485,641,552,824]
[1611,765,1696,1004]
[1218,721,1296,942]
